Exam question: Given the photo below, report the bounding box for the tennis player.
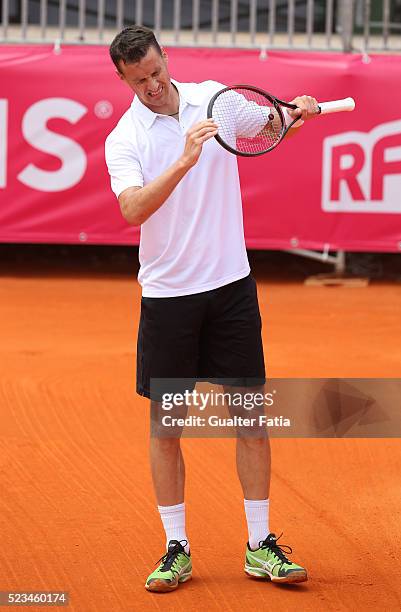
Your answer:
[105,26,318,592]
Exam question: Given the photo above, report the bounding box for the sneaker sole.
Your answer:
[145,572,192,593]
[245,565,308,584]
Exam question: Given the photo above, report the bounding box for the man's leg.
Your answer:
[145,400,192,592]
[149,401,186,506]
[149,399,189,549]
[236,435,271,500]
[229,393,308,584]
[237,435,272,552]
[223,386,272,550]
[137,293,206,591]
[200,273,307,582]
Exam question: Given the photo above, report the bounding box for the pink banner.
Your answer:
[1,45,401,251]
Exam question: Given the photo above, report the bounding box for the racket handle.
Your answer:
[318,97,355,115]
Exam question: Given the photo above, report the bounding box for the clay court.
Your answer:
[0,246,400,611]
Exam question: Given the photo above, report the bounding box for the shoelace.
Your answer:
[259,533,293,565]
[155,539,188,574]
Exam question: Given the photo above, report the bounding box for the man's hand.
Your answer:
[118,119,218,225]
[287,95,319,126]
[180,119,218,168]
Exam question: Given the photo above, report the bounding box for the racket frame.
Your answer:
[207,84,300,157]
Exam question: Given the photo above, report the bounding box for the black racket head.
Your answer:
[207,85,286,157]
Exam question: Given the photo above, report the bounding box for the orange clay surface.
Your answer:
[0,254,400,612]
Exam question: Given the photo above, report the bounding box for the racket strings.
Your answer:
[211,88,284,155]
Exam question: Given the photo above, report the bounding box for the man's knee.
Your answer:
[150,400,188,439]
[236,436,269,447]
[150,436,182,452]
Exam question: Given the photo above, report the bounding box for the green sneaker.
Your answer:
[245,533,308,583]
[145,540,192,592]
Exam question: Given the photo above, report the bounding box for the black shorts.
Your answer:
[137,274,266,401]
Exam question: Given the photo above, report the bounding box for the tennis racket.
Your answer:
[207,85,355,157]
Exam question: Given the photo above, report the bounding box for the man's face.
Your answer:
[117,46,173,110]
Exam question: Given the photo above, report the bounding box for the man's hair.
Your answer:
[109,26,162,72]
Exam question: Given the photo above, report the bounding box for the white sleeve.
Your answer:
[233,94,272,138]
[104,131,144,199]
[212,90,272,144]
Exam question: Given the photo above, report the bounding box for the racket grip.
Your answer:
[318,97,355,115]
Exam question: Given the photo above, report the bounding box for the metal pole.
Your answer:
[155,0,162,41]
[2,0,9,39]
[363,0,371,52]
[21,0,28,40]
[59,0,66,41]
[78,0,85,41]
[325,0,333,48]
[287,0,295,47]
[338,0,354,52]
[116,0,124,32]
[97,0,105,42]
[335,250,346,275]
[306,0,314,48]
[283,248,347,275]
[193,0,200,44]
[249,0,257,46]
[269,0,276,47]
[173,0,181,44]
[212,0,218,44]
[136,0,143,26]
[383,0,390,50]
[230,0,237,46]
[40,0,47,41]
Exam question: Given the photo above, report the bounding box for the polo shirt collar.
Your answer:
[132,78,201,129]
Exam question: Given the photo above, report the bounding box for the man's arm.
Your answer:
[118,119,217,226]
[234,94,318,143]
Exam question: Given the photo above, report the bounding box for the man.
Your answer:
[105,25,318,593]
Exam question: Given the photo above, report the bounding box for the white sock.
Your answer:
[244,498,270,551]
[158,502,190,554]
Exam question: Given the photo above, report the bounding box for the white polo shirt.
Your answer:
[105,79,250,297]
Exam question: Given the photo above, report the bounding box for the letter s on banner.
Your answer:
[18,98,87,192]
